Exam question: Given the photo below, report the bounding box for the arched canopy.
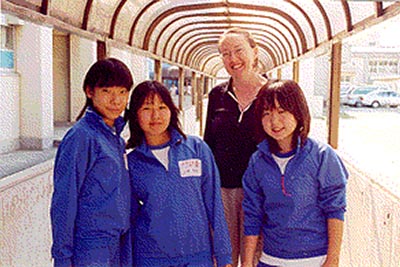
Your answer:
[2,0,400,76]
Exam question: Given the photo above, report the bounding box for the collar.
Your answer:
[258,136,303,157]
[85,106,126,136]
[135,128,184,155]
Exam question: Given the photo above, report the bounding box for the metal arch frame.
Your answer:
[182,24,286,65]
[153,11,302,58]
[156,14,296,63]
[109,0,128,39]
[163,20,294,67]
[3,0,397,76]
[285,0,318,48]
[140,3,308,54]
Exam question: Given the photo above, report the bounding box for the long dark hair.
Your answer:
[76,57,134,120]
[125,80,186,148]
[254,79,311,153]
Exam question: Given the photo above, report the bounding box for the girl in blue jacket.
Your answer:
[125,80,232,267]
[50,58,133,267]
[241,80,348,267]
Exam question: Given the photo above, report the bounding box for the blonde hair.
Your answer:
[218,27,259,69]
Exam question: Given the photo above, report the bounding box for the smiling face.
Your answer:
[262,98,298,153]
[137,94,171,146]
[219,33,258,79]
[86,86,129,127]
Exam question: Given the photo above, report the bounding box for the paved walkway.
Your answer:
[0,125,70,179]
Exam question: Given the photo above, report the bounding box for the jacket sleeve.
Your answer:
[317,146,348,221]
[242,154,265,236]
[50,131,94,267]
[199,140,232,267]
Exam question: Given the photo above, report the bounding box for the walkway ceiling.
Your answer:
[2,0,400,77]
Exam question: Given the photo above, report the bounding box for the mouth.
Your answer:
[231,63,243,70]
[272,127,284,134]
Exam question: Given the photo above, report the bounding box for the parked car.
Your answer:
[360,90,400,108]
[340,84,355,105]
[342,86,386,107]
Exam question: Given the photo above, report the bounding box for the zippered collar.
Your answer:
[134,128,184,156]
[85,106,126,136]
[258,136,305,159]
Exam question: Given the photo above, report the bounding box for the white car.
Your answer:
[360,90,400,108]
[342,86,382,107]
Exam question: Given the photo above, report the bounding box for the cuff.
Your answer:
[54,257,72,267]
[215,253,232,267]
[244,226,261,236]
[326,210,345,221]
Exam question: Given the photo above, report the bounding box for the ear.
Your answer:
[85,86,94,98]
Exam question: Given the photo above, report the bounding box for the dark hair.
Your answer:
[254,79,311,153]
[76,57,134,120]
[125,80,186,148]
[218,27,259,69]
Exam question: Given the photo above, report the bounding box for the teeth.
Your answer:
[231,64,242,69]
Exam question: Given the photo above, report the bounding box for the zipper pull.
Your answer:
[281,174,292,197]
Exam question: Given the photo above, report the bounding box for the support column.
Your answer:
[199,75,205,136]
[154,60,162,82]
[328,42,342,149]
[191,71,196,106]
[70,35,96,121]
[293,60,300,83]
[277,68,282,79]
[17,21,54,150]
[178,67,185,111]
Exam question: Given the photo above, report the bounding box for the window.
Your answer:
[0,24,15,70]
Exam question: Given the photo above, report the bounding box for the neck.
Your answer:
[145,132,171,146]
[233,73,267,92]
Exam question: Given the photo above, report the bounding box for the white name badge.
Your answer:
[178,159,202,177]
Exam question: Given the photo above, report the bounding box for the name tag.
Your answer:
[178,159,202,177]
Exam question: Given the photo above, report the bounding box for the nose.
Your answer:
[151,108,161,119]
[110,92,123,105]
[270,111,279,124]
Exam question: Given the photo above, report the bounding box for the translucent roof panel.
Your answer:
[50,0,88,28]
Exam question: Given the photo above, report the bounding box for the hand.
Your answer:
[240,262,254,267]
[322,257,339,267]
[222,265,232,267]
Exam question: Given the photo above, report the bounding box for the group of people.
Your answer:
[50,28,348,267]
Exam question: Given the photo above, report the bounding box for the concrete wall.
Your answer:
[0,160,54,267]
[0,157,399,266]
[0,73,20,153]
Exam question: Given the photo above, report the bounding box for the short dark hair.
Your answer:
[126,80,186,148]
[254,79,311,153]
[77,57,134,120]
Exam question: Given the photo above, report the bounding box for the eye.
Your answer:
[101,88,110,93]
[119,88,128,94]
[221,51,230,58]
[262,110,271,117]
[235,48,244,54]
[277,109,286,114]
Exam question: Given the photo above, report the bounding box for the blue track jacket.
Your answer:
[50,108,131,267]
[128,129,232,266]
[243,138,348,259]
